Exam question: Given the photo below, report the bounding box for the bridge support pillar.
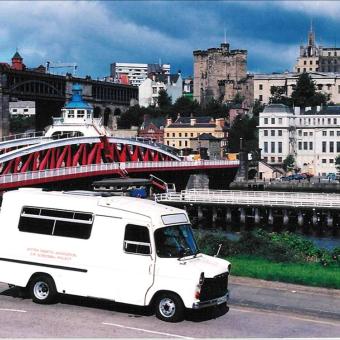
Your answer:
[326,211,333,228]
[240,207,246,232]
[254,208,260,225]
[197,205,204,227]
[212,206,218,228]
[225,207,232,232]
[268,209,274,226]
[283,209,289,226]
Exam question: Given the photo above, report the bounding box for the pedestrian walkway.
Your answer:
[229,276,340,320]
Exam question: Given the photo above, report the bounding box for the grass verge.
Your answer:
[228,255,340,289]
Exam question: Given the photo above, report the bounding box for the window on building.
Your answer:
[271,157,275,163]
[328,52,331,57]
[330,131,335,136]
[327,85,331,91]
[179,133,182,137]
[185,133,188,137]
[179,141,182,147]
[191,133,194,137]
[278,130,282,136]
[77,110,85,118]
[278,118,282,124]
[167,141,169,145]
[303,132,308,136]
[271,142,275,153]
[264,156,268,162]
[12,109,17,112]
[310,60,313,65]
[264,118,268,124]
[328,118,332,124]
[124,224,150,255]
[322,159,327,163]
[322,141,327,153]
[302,141,307,150]
[330,159,334,163]
[338,85,340,94]
[264,130,268,136]
[167,133,169,137]
[304,60,307,65]
[185,140,188,147]
[264,142,268,153]
[303,68,306,72]
[23,109,29,112]
[271,130,275,136]
[298,141,302,150]
[322,131,327,136]
[298,130,302,136]
[330,141,334,153]
[309,142,313,150]
[259,95,263,101]
[334,118,337,125]
[318,84,323,90]
[68,110,75,118]
[172,133,175,137]
[297,68,300,72]
[278,142,282,153]
[309,132,313,136]
[278,157,282,163]
[259,84,263,90]
[271,118,275,124]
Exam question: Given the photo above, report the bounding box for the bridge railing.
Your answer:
[155,189,340,209]
[0,160,239,185]
[0,131,45,142]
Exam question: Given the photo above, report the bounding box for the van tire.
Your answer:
[155,292,184,322]
[29,275,57,304]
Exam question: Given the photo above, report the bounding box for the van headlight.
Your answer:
[195,272,205,299]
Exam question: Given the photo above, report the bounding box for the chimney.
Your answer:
[166,117,172,126]
[215,118,224,128]
[190,118,196,126]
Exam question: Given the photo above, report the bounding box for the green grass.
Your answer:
[228,255,340,289]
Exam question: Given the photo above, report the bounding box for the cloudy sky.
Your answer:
[1,1,340,78]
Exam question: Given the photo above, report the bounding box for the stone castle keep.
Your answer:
[193,42,253,107]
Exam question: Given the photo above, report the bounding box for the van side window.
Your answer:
[18,206,93,239]
[124,224,151,255]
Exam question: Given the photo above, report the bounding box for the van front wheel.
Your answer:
[155,292,184,322]
[29,275,57,304]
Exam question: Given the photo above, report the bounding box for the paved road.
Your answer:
[0,281,340,338]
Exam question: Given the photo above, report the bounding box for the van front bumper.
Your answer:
[192,291,229,309]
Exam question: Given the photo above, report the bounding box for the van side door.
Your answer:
[115,223,154,306]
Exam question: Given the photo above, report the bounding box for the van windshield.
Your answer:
[154,224,199,258]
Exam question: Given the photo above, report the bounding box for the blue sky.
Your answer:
[1,1,340,78]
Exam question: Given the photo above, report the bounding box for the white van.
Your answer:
[0,188,231,322]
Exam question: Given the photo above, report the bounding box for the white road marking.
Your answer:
[0,308,26,313]
[232,307,340,327]
[102,322,194,339]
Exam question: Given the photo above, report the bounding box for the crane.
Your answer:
[46,61,78,76]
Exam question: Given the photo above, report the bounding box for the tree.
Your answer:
[335,155,340,173]
[202,99,229,118]
[251,99,265,116]
[282,154,295,172]
[172,96,201,117]
[227,115,258,153]
[232,92,245,105]
[291,73,329,107]
[10,115,35,134]
[157,89,172,109]
[269,86,292,106]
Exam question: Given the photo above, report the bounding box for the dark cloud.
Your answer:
[0,1,339,78]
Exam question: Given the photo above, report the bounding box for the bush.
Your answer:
[194,228,340,267]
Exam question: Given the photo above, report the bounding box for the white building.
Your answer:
[109,63,170,87]
[139,73,183,107]
[9,101,35,116]
[254,72,340,105]
[258,104,340,176]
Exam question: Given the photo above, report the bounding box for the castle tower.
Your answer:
[11,51,24,71]
[193,42,249,106]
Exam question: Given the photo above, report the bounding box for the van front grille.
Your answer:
[200,272,229,301]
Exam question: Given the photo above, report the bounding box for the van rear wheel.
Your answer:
[29,275,57,304]
[155,292,184,322]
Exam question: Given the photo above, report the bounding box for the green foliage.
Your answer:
[291,73,329,107]
[172,96,201,117]
[282,154,295,171]
[269,86,292,106]
[157,89,172,109]
[227,115,259,152]
[251,99,265,116]
[10,115,35,134]
[202,99,229,118]
[335,155,340,173]
[232,92,244,105]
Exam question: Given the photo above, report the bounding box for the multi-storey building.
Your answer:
[193,43,253,107]
[109,62,170,86]
[295,26,340,73]
[164,115,226,158]
[254,72,340,104]
[258,103,340,175]
[9,101,35,116]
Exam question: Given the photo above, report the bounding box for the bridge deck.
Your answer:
[155,189,340,210]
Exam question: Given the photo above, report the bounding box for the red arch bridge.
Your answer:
[0,134,239,190]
